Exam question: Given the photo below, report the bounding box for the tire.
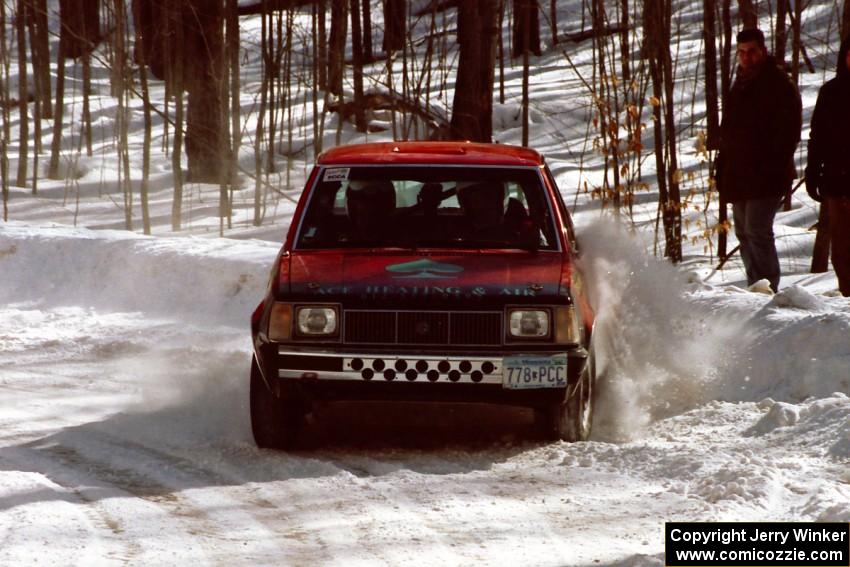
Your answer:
[250,357,305,450]
[537,348,595,442]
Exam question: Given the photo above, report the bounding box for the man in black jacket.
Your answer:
[718,28,802,293]
[805,35,850,296]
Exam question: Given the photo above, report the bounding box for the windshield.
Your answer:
[295,166,558,250]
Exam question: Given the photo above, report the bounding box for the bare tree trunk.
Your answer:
[312,2,323,155]
[227,0,239,229]
[1,1,8,219]
[591,0,615,212]
[30,0,50,119]
[255,0,269,226]
[61,0,100,58]
[184,0,225,182]
[170,2,185,232]
[704,0,720,151]
[775,0,787,66]
[25,6,39,193]
[512,0,540,57]
[132,0,152,235]
[317,0,327,89]
[219,1,233,234]
[350,0,367,132]
[550,0,557,44]
[498,0,505,104]
[720,0,732,105]
[790,0,802,86]
[328,0,347,96]
[79,0,96,156]
[660,1,681,262]
[383,0,405,53]
[450,0,498,142]
[521,0,530,146]
[717,0,732,259]
[113,0,133,230]
[15,0,29,188]
[265,10,279,173]
[48,19,66,180]
[645,0,681,262]
[82,49,93,156]
[361,0,373,62]
[619,0,630,83]
[737,0,756,28]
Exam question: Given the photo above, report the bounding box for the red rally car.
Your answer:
[250,141,597,449]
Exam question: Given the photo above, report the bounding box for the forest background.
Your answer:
[1,0,849,274]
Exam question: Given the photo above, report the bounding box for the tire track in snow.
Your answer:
[21,429,315,564]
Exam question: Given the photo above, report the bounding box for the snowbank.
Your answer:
[575,220,850,441]
[0,222,278,328]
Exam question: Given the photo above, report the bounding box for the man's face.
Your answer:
[737,40,766,72]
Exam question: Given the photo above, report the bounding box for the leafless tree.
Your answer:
[521,0,531,146]
[775,0,788,65]
[450,0,498,142]
[328,0,347,96]
[170,1,186,231]
[15,0,29,188]
[383,0,405,53]
[361,0,373,62]
[645,0,682,262]
[350,0,367,132]
[512,0,541,58]
[1,0,8,219]
[737,0,756,28]
[704,0,720,151]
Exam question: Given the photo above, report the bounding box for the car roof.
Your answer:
[317,141,545,167]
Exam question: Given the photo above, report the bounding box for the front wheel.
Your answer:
[537,350,595,442]
[250,357,306,450]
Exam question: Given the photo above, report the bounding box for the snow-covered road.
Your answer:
[1,223,847,566]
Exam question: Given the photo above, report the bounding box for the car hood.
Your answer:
[287,250,565,304]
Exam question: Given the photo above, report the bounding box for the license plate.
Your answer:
[502,355,568,389]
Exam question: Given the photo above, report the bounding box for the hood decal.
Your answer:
[385,258,464,279]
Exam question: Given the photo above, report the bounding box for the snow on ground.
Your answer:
[2,0,850,564]
[1,217,848,566]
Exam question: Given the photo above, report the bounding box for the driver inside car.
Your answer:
[344,180,396,242]
[456,181,508,241]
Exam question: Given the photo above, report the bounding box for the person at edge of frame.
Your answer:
[717,28,802,293]
[805,35,850,297]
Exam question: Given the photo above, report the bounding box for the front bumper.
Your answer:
[278,350,508,384]
[259,345,588,408]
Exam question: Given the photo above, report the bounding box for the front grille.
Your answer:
[397,311,448,344]
[450,312,502,345]
[345,311,395,344]
[344,310,502,346]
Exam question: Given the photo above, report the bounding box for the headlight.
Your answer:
[296,306,338,336]
[554,306,582,345]
[508,309,550,338]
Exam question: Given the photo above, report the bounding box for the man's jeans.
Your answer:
[732,196,783,291]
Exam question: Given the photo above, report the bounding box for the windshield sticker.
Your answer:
[386,259,464,279]
[323,167,350,182]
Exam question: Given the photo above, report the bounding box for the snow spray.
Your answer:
[576,220,745,441]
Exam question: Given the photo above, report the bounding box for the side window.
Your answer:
[544,165,578,253]
[506,181,527,207]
